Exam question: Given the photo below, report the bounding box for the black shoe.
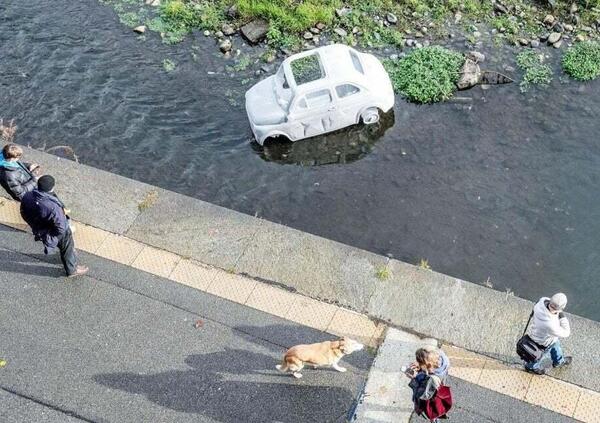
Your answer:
[553,356,573,368]
[525,366,545,375]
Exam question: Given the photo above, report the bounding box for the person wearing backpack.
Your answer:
[405,345,452,422]
[522,293,572,375]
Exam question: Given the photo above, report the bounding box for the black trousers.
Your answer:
[57,229,78,275]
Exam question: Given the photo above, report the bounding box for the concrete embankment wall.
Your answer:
[3,143,599,392]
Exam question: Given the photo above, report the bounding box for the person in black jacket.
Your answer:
[0,143,40,201]
[20,175,88,277]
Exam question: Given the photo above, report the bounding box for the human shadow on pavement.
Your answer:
[0,247,65,278]
[94,348,355,423]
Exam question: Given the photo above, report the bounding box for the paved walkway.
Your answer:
[0,226,371,422]
[1,196,599,422]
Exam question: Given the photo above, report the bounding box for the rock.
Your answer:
[570,2,578,14]
[415,31,424,38]
[405,39,415,47]
[539,33,549,42]
[473,31,482,38]
[519,38,529,46]
[547,32,561,44]
[227,5,239,19]
[335,7,351,18]
[313,36,320,45]
[415,42,423,49]
[389,54,399,60]
[215,31,224,38]
[352,27,359,34]
[133,25,146,34]
[564,24,574,32]
[310,27,320,34]
[421,26,428,34]
[150,0,160,6]
[454,12,462,24]
[303,31,313,40]
[240,19,269,44]
[203,30,210,36]
[543,15,555,26]
[334,28,348,37]
[219,39,232,53]
[499,27,506,33]
[553,39,563,48]
[456,58,481,90]
[222,23,236,36]
[530,39,540,48]
[260,64,273,73]
[494,2,509,14]
[576,34,586,42]
[386,13,398,24]
[466,51,485,62]
[316,23,326,30]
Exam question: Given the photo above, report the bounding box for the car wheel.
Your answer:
[361,108,380,125]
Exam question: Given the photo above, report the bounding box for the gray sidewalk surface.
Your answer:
[2,144,598,393]
[0,226,371,422]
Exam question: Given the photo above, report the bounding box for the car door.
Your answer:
[287,88,336,140]
[334,83,364,127]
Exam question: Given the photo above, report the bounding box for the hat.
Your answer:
[37,175,55,192]
[549,293,568,311]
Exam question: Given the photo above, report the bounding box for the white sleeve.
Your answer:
[549,317,571,338]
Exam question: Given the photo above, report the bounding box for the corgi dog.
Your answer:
[276,337,364,378]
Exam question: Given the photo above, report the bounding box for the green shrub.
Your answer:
[562,41,600,81]
[383,46,463,103]
[516,50,553,92]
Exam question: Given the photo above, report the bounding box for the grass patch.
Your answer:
[138,189,159,211]
[0,118,17,143]
[383,46,463,103]
[375,265,391,280]
[516,50,552,92]
[418,258,431,270]
[163,58,176,72]
[562,41,600,81]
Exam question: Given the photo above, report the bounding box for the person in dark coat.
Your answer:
[20,175,88,277]
[0,143,40,201]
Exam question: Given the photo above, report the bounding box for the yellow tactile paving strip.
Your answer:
[1,199,598,422]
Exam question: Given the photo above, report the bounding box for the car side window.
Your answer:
[305,89,332,108]
[335,84,360,99]
[349,51,364,74]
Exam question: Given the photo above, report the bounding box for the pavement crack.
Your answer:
[0,386,99,422]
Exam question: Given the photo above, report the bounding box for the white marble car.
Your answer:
[245,44,395,145]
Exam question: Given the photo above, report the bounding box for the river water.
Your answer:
[2,0,599,320]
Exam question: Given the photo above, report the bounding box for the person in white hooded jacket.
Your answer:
[525,293,572,375]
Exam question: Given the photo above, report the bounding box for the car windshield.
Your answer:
[274,66,293,111]
[290,54,324,85]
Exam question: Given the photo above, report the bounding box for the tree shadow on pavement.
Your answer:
[94,348,354,423]
[0,247,65,278]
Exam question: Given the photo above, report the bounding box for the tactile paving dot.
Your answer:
[168,259,219,291]
[131,246,180,278]
[525,375,581,417]
[72,223,109,254]
[327,308,378,345]
[444,346,486,384]
[478,360,532,400]
[573,389,600,423]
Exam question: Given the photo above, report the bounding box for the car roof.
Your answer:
[282,44,368,93]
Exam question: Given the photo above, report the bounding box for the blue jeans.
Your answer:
[525,340,564,371]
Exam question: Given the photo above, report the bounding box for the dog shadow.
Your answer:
[94,348,355,423]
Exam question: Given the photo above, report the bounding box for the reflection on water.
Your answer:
[252,111,395,166]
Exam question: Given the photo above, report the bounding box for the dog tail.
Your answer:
[276,361,288,372]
